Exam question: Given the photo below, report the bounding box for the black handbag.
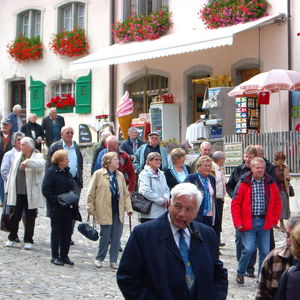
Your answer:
[0,214,10,232]
[77,215,99,241]
[56,191,79,207]
[289,184,295,197]
[130,192,152,214]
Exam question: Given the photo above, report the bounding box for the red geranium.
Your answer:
[7,34,43,63]
[46,94,76,109]
[49,28,89,57]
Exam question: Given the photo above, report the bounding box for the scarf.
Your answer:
[170,165,189,183]
[198,174,212,216]
[108,170,119,200]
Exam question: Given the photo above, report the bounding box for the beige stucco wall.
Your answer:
[0,0,111,141]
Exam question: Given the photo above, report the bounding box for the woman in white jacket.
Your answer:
[5,137,45,250]
[138,152,170,223]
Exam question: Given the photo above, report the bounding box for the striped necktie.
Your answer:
[178,229,195,290]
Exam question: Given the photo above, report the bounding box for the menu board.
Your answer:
[224,142,243,167]
[235,97,260,134]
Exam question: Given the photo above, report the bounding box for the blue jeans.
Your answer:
[0,176,4,204]
[237,217,270,276]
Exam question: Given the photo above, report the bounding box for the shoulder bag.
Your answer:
[77,215,99,241]
[289,184,295,197]
[56,191,79,207]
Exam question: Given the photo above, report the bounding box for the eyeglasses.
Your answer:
[153,158,162,161]
[65,132,74,135]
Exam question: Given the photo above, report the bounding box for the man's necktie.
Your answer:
[178,229,195,290]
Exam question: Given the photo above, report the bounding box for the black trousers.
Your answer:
[50,217,73,259]
[71,179,82,236]
[9,194,37,243]
[213,198,224,244]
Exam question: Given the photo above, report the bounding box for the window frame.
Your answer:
[17,9,41,38]
[57,2,86,32]
[54,82,76,99]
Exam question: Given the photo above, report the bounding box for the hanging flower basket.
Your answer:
[46,94,76,113]
[49,28,89,57]
[7,35,43,63]
[199,0,271,29]
[112,7,173,43]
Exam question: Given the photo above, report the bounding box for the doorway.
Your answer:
[11,80,26,123]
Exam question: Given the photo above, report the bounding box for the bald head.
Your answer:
[105,135,119,152]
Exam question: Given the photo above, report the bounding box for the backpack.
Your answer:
[277,265,298,300]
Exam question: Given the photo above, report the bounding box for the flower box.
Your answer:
[199,0,270,29]
[46,94,76,113]
[56,107,74,113]
[112,7,172,43]
[49,28,89,57]
[7,35,43,63]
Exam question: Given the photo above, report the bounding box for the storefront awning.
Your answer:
[70,14,285,69]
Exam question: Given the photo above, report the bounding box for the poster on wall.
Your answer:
[224,142,243,167]
[235,97,247,134]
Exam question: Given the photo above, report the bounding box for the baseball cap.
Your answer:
[1,118,12,125]
[148,132,159,137]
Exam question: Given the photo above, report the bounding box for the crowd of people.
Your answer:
[0,104,299,299]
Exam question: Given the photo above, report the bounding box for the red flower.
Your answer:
[46,95,76,109]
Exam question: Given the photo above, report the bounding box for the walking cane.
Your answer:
[129,215,132,234]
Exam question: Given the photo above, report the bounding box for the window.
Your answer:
[123,0,168,19]
[54,82,75,98]
[58,2,85,32]
[17,10,41,37]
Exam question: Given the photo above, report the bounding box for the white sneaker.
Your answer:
[5,240,14,247]
[94,260,103,268]
[110,262,118,270]
[24,243,33,250]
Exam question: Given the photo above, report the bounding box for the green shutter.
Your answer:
[30,76,45,117]
[75,70,91,114]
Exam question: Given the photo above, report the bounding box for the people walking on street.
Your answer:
[21,113,44,152]
[226,145,258,277]
[184,156,216,228]
[87,152,133,269]
[273,151,291,233]
[120,127,144,161]
[93,135,135,193]
[165,147,190,190]
[42,149,81,266]
[5,137,45,250]
[0,118,13,206]
[256,215,300,300]
[7,104,23,133]
[187,141,212,174]
[117,182,228,300]
[231,157,281,284]
[42,107,65,148]
[138,152,170,223]
[133,132,168,173]
[47,126,83,245]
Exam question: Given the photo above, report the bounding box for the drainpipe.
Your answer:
[287,0,292,130]
[109,0,115,124]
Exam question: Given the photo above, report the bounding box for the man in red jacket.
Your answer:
[231,157,281,285]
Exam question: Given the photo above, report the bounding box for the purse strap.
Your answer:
[87,214,96,228]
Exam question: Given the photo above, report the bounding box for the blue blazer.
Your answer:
[117,213,228,300]
[184,173,216,223]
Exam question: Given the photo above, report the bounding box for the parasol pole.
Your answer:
[279,91,282,131]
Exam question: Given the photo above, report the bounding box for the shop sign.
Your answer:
[224,142,243,167]
[79,124,92,143]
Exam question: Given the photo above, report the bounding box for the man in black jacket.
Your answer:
[47,126,83,244]
[120,127,144,161]
[42,107,65,148]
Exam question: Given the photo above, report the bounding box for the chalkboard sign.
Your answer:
[79,124,92,143]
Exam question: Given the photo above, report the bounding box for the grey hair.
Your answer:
[105,135,118,144]
[13,104,22,111]
[49,107,57,113]
[11,131,25,144]
[27,113,37,121]
[245,145,257,157]
[146,152,161,164]
[255,145,264,158]
[287,215,300,228]
[200,141,211,150]
[100,131,112,142]
[212,151,225,162]
[61,125,73,134]
[250,157,266,168]
[170,182,203,211]
[21,136,35,149]
[128,127,137,134]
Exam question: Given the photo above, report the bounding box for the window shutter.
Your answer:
[30,76,45,117]
[75,70,91,114]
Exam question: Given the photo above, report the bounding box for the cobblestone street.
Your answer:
[0,163,287,299]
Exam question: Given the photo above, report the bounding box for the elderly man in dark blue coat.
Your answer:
[117,182,228,300]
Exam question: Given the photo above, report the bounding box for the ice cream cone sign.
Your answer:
[115,91,134,140]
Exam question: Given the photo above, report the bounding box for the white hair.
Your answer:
[22,136,35,149]
[200,141,211,150]
[170,183,203,211]
[250,157,266,168]
[13,104,22,111]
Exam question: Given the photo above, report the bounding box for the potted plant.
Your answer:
[46,94,76,113]
[199,0,270,29]
[160,138,191,154]
[112,7,172,43]
[7,34,43,63]
[49,28,89,58]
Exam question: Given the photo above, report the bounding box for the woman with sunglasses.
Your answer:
[138,152,170,223]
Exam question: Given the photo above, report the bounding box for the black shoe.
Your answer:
[70,240,75,246]
[236,274,244,284]
[51,258,64,266]
[219,242,226,247]
[62,256,74,266]
[245,271,255,278]
[15,237,21,243]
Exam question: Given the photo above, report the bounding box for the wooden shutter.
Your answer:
[30,76,45,117]
[75,70,91,114]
